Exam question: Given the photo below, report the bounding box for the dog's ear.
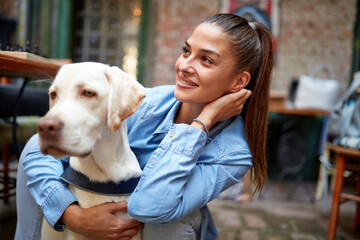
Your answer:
[105,66,146,132]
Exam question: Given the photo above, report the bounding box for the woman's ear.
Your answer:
[229,71,251,92]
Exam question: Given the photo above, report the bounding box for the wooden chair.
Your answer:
[327,143,360,240]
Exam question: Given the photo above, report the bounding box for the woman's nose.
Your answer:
[179,57,195,74]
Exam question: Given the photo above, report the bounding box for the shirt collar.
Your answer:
[153,100,181,134]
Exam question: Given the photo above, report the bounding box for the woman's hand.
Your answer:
[193,89,252,130]
[61,202,143,240]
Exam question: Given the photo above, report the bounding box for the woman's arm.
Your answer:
[128,89,252,223]
[23,135,142,239]
[23,134,76,230]
[128,123,252,223]
[193,89,252,130]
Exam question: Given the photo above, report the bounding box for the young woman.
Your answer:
[15,13,273,240]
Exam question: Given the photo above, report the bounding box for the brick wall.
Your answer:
[148,0,357,95]
[146,0,221,86]
[0,0,17,17]
[4,0,355,93]
[272,0,357,94]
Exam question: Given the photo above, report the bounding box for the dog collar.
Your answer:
[60,167,140,196]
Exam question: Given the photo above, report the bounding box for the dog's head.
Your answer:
[37,62,145,158]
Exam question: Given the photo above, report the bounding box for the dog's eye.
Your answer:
[50,92,57,99]
[82,90,96,97]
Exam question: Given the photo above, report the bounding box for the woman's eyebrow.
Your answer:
[185,41,220,58]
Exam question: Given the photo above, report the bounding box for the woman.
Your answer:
[15,13,273,240]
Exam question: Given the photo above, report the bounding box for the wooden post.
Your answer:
[55,0,73,59]
[355,162,360,231]
[327,154,346,240]
[40,0,52,57]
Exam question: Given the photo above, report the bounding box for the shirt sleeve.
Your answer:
[23,134,77,231]
[127,123,252,224]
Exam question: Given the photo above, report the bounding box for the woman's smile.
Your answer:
[177,74,199,88]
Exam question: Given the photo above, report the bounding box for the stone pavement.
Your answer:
[1,180,359,239]
[208,181,360,240]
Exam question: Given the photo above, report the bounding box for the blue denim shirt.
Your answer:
[24,85,252,240]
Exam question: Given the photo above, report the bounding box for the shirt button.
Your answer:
[170,132,175,138]
[149,158,155,167]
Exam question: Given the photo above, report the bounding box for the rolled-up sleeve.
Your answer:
[23,135,77,231]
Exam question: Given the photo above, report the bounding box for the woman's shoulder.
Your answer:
[141,85,177,115]
[144,85,176,101]
[130,85,177,122]
[211,116,251,158]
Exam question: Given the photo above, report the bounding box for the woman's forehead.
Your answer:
[189,23,226,41]
[187,23,232,57]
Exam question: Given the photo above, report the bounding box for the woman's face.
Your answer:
[174,22,240,104]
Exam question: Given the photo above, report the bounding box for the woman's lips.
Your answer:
[177,74,199,87]
[179,78,198,86]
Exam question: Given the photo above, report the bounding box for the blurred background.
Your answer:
[1,0,356,89]
[1,0,360,239]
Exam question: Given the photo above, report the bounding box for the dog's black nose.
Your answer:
[37,117,64,138]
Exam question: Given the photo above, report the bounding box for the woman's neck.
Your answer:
[174,102,206,124]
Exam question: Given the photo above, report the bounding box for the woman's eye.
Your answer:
[202,57,213,64]
[182,47,190,56]
[50,92,57,99]
[82,90,96,97]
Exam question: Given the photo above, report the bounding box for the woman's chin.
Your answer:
[174,88,190,102]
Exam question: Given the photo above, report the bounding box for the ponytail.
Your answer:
[243,22,273,193]
[204,14,274,194]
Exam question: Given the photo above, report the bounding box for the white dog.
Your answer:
[37,62,145,240]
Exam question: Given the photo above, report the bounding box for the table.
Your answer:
[267,99,330,201]
[0,51,63,156]
[268,100,329,177]
[327,143,360,240]
[0,51,62,79]
[269,105,329,116]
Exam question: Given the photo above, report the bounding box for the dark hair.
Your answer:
[204,13,273,194]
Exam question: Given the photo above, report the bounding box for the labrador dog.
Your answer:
[37,62,145,240]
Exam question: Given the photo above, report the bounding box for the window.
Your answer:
[73,0,142,78]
